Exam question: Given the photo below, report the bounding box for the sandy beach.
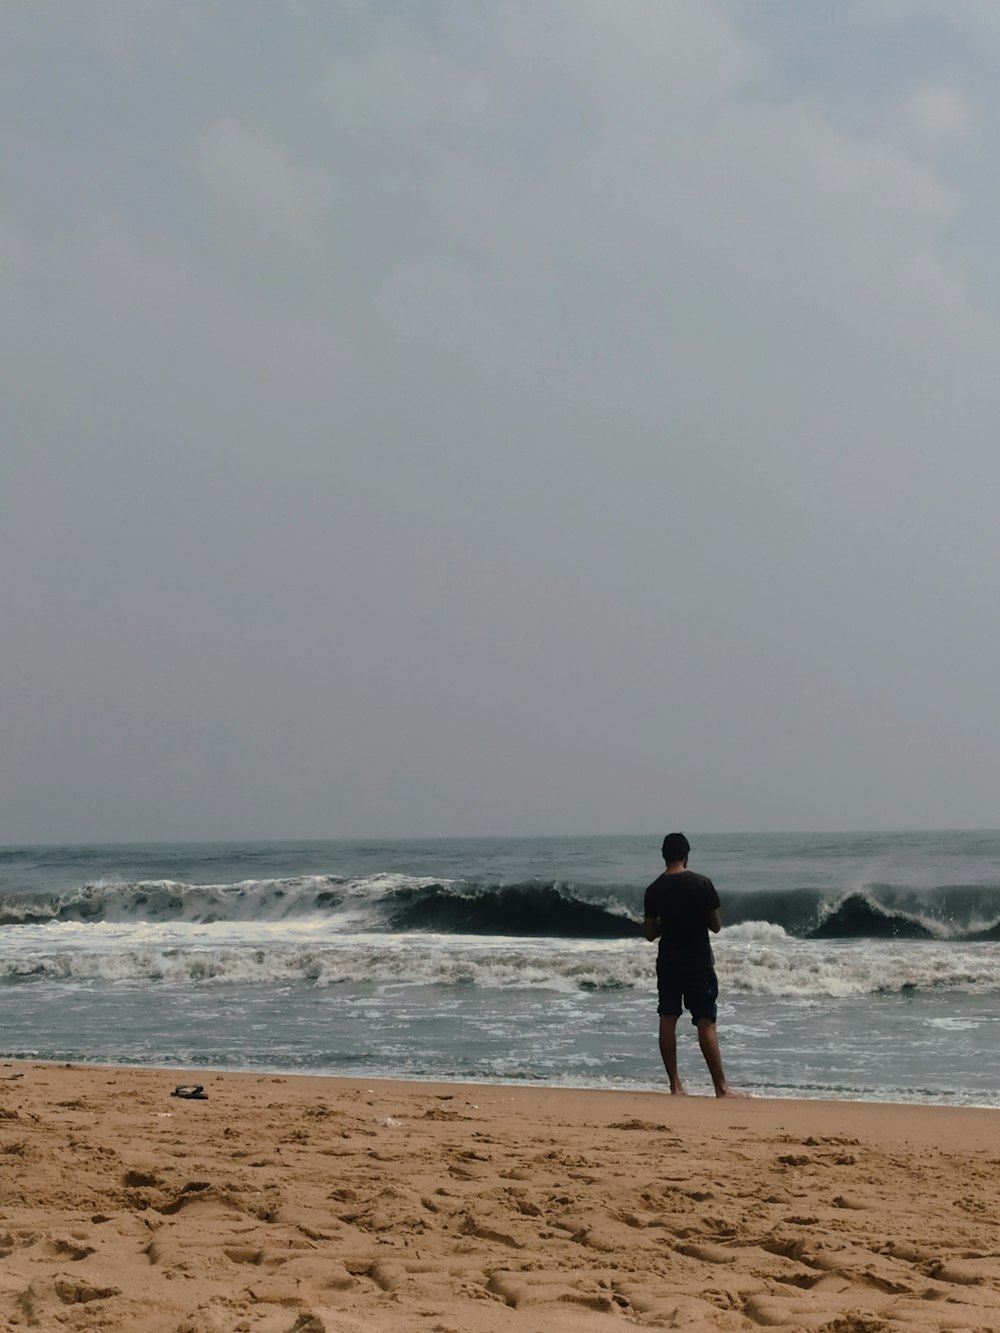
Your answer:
[1,1064,999,1332]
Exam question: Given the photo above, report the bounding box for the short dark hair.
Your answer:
[661,832,690,864]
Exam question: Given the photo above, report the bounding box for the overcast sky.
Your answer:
[3,1,1000,842]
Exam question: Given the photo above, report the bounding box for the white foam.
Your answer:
[718,937,1000,997]
[720,921,789,942]
[0,923,998,997]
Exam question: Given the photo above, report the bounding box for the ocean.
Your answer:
[1,831,998,1106]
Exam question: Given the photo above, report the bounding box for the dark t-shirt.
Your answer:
[644,870,720,972]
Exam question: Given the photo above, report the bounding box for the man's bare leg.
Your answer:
[696,1017,745,1097]
[657,1014,686,1094]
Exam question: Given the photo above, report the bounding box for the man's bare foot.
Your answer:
[668,1082,687,1095]
[715,1086,751,1098]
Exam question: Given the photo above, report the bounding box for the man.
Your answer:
[643,832,740,1097]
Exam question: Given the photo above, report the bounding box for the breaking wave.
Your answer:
[0,874,998,941]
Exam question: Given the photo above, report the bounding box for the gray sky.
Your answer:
[3,0,1000,842]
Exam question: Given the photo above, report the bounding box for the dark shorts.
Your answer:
[656,963,719,1024]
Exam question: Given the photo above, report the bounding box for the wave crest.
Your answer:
[1,874,998,941]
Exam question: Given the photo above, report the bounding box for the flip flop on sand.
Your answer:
[171,1084,208,1100]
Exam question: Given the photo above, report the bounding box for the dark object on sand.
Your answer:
[171,1084,208,1100]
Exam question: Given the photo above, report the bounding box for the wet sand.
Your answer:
[1,1062,999,1331]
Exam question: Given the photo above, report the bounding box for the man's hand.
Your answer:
[642,915,661,942]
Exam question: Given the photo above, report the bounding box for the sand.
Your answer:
[1,1063,999,1332]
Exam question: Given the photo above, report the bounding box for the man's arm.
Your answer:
[707,908,722,933]
[643,915,661,942]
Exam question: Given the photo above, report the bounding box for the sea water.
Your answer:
[1,832,998,1105]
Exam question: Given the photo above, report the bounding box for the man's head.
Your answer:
[661,832,690,867]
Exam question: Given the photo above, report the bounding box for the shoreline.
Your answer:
[5,1055,999,1112]
[2,1062,999,1330]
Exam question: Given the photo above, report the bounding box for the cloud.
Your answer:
[320,45,498,136]
[320,4,977,336]
[871,0,1000,40]
[2,0,199,59]
[194,117,335,257]
[696,101,973,333]
[556,0,752,107]
[884,84,977,156]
